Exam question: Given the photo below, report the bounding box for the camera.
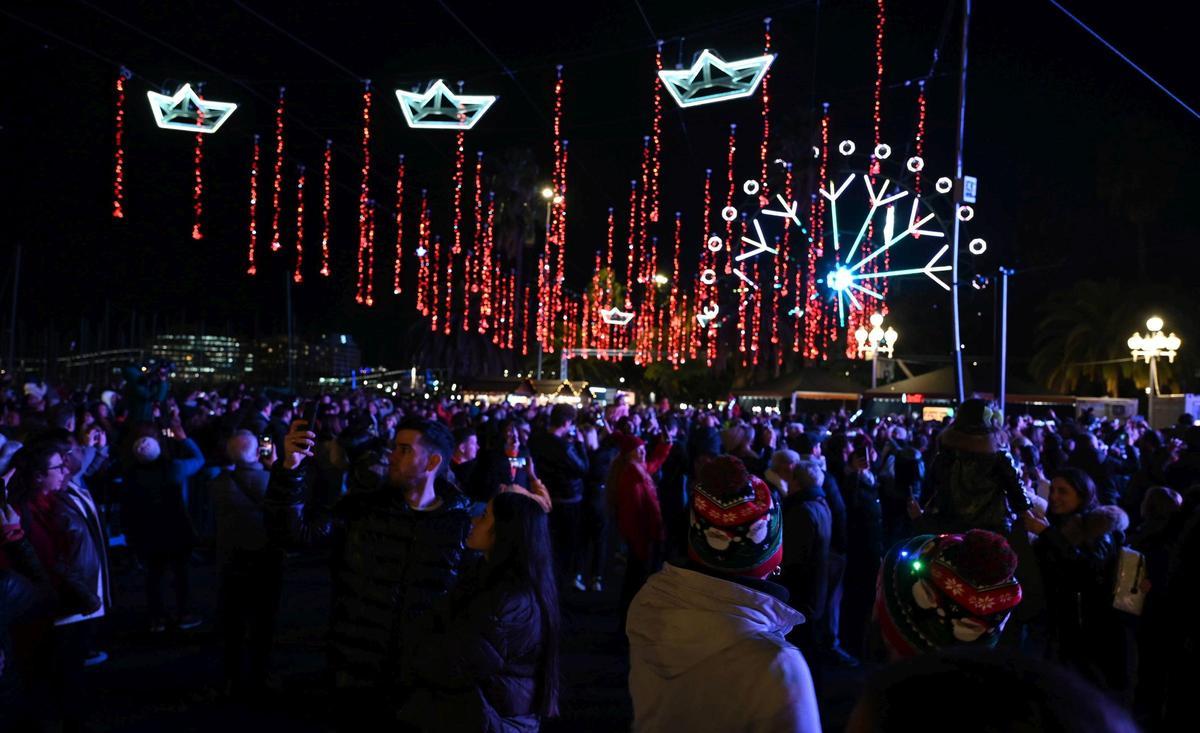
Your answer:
[259,435,273,458]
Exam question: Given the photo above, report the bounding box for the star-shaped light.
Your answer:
[658,50,776,108]
[599,307,635,326]
[146,84,237,133]
[395,80,497,130]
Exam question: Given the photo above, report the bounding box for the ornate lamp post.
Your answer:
[856,312,898,389]
[1128,316,1180,398]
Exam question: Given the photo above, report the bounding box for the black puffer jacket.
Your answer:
[527,431,587,504]
[1035,505,1130,692]
[402,568,545,733]
[265,464,472,688]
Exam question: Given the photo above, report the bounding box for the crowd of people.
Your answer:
[2,363,1198,731]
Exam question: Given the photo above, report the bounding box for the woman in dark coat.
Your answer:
[1023,467,1133,701]
[402,491,560,732]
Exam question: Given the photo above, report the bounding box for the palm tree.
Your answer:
[1031,279,1192,396]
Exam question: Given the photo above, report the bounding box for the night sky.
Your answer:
[3,0,1197,376]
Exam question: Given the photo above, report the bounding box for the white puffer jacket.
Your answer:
[626,563,821,733]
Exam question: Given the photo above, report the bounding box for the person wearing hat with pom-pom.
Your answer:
[626,455,820,733]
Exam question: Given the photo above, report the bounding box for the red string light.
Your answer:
[450,130,465,332]
[479,193,496,335]
[759,17,772,193]
[355,81,373,305]
[393,154,406,295]
[467,150,484,330]
[246,134,261,276]
[874,0,889,305]
[365,201,377,307]
[805,104,831,360]
[416,189,430,315]
[914,79,927,195]
[112,69,128,219]
[723,124,737,275]
[191,125,204,239]
[431,235,442,332]
[320,140,332,277]
[649,42,664,224]
[669,212,682,365]
[270,86,286,252]
[623,180,638,308]
[293,164,306,283]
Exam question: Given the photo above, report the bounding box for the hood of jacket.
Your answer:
[626,563,804,680]
[939,425,1003,454]
[1055,505,1130,547]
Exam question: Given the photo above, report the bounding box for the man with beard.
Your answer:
[267,416,472,723]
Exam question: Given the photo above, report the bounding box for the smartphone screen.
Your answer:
[301,401,319,429]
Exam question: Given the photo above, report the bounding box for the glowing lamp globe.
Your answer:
[1147,316,1164,332]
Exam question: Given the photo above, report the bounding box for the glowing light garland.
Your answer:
[759,17,772,192]
[449,130,466,333]
[649,42,664,224]
[479,193,496,335]
[146,83,237,133]
[191,86,205,240]
[914,80,927,195]
[112,68,129,219]
[416,189,430,315]
[270,86,286,252]
[658,50,775,108]
[356,81,374,306]
[293,163,306,283]
[393,155,406,295]
[467,150,484,331]
[395,79,497,130]
[246,134,261,275]
[320,140,332,277]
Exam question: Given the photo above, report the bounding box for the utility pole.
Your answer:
[950,0,972,403]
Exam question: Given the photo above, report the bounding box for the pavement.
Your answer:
[83,549,865,732]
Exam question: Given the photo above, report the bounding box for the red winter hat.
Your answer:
[612,432,645,455]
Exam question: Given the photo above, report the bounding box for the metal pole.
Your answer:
[950,0,972,403]
[871,351,878,390]
[5,243,19,376]
[286,270,295,392]
[998,267,1010,411]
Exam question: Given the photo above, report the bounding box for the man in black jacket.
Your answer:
[267,416,472,720]
[528,404,589,585]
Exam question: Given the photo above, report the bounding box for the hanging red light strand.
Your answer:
[293,164,306,283]
[759,17,772,193]
[723,124,737,275]
[431,235,443,332]
[356,81,374,305]
[320,140,332,277]
[649,42,664,224]
[191,113,205,240]
[416,189,430,315]
[467,150,484,331]
[914,79,927,195]
[393,155,406,295]
[270,86,286,252]
[246,134,261,276]
[479,193,496,335]
[112,68,129,219]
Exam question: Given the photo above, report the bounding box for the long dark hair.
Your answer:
[1051,467,1099,514]
[485,492,560,717]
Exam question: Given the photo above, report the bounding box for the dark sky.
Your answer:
[3,0,1197,369]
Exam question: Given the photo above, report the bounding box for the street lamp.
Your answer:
[1128,316,1181,397]
[855,312,899,389]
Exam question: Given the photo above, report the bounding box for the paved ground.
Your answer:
[84,549,865,732]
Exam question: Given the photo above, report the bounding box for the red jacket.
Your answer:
[614,462,664,564]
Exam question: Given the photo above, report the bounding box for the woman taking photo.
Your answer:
[401,491,560,732]
[1023,467,1133,701]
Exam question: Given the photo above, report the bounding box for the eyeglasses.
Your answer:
[45,463,70,474]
